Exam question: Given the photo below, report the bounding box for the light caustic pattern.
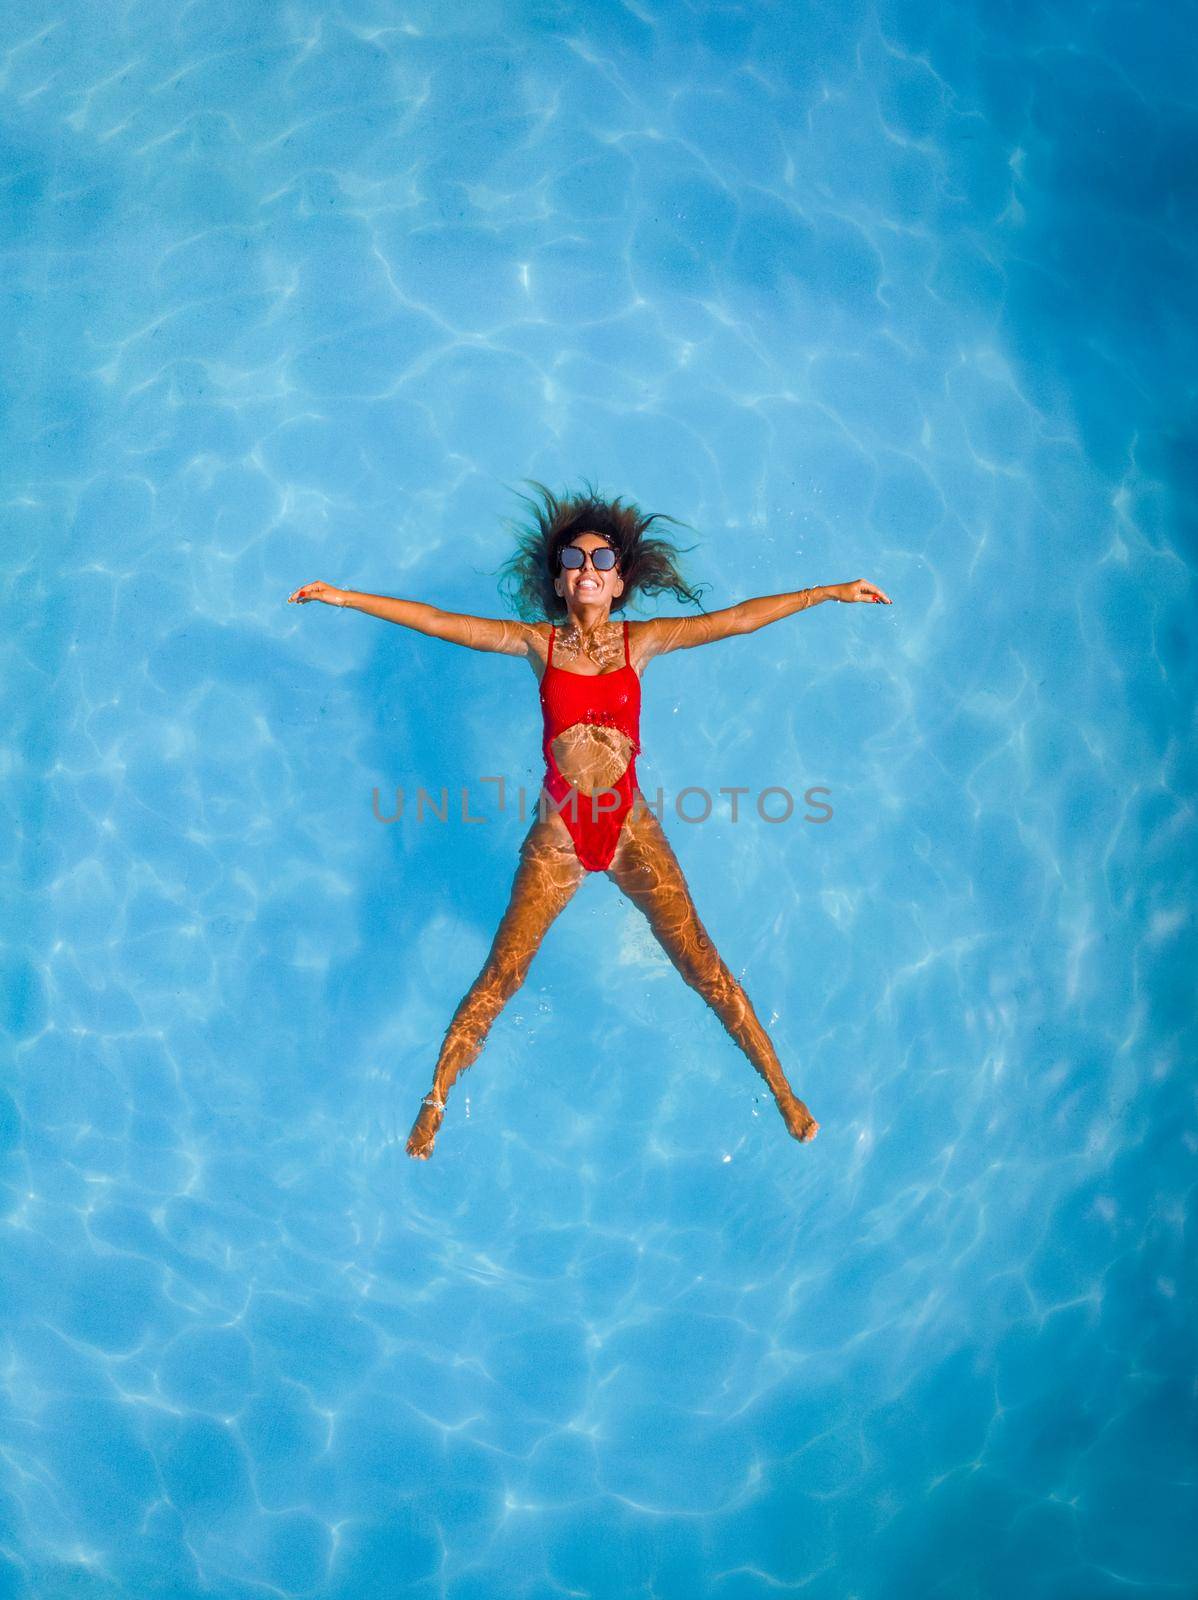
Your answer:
[1,1,1194,1597]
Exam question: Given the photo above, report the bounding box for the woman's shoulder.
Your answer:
[521,620,554,681]
[624,616,671,665]
[624,616,670,674]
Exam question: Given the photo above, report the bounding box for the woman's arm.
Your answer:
[638,579,891,662]
[287,581,537,657]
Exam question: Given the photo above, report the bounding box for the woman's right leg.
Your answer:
[407,811,586,1159]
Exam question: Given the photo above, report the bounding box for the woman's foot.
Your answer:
[406,1093,445,1160]
[778,1093,819,1143]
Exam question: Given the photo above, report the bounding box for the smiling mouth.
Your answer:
[576,579,602,591]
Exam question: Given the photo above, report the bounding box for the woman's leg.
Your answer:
[407,812,587,1159]
[606,800,819,1143]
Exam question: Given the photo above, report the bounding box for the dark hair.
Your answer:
[495,479,711,622]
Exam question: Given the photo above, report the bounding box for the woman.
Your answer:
[288,483,891,1160]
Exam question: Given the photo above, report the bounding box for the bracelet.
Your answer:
[422,1092,445,1111]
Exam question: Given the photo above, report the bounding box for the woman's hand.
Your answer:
[832,579,892,605]
[288,581,346,606]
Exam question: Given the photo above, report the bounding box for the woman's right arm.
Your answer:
[287,581,538,657]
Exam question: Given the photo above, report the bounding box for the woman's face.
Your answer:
[555,531,624,613]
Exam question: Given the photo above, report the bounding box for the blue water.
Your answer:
[3,1,1195,1596]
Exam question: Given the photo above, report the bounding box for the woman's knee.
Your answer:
[489,943,536,997]
[459,942,532,1013]
[666,928,722,991]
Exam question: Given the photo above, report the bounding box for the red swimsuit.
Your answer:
[540,618,642,871]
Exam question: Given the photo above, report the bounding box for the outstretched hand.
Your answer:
[288,581,345,606]
[834,579,892,604]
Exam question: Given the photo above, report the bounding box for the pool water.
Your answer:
[3,2,1194,1597]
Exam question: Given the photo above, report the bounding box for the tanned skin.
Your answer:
[289,535,891,1159]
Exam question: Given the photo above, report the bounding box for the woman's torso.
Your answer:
[536,619,641,797]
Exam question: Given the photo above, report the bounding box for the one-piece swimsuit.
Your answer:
[539,618,642,872]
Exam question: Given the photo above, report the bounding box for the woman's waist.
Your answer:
[542,743,638,796]
[541,714,640,747]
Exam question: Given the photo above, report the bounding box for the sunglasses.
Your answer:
[559,544,618,572]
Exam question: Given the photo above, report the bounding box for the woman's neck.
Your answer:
[560,610,613,637]
[554,613,622,668]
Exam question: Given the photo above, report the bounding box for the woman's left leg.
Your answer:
[606,800,819,1143]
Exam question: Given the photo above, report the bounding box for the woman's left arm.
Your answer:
[732,579,892,632]
[640,579,891,660]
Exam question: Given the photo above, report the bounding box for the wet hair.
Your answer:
[495,479,711,622]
